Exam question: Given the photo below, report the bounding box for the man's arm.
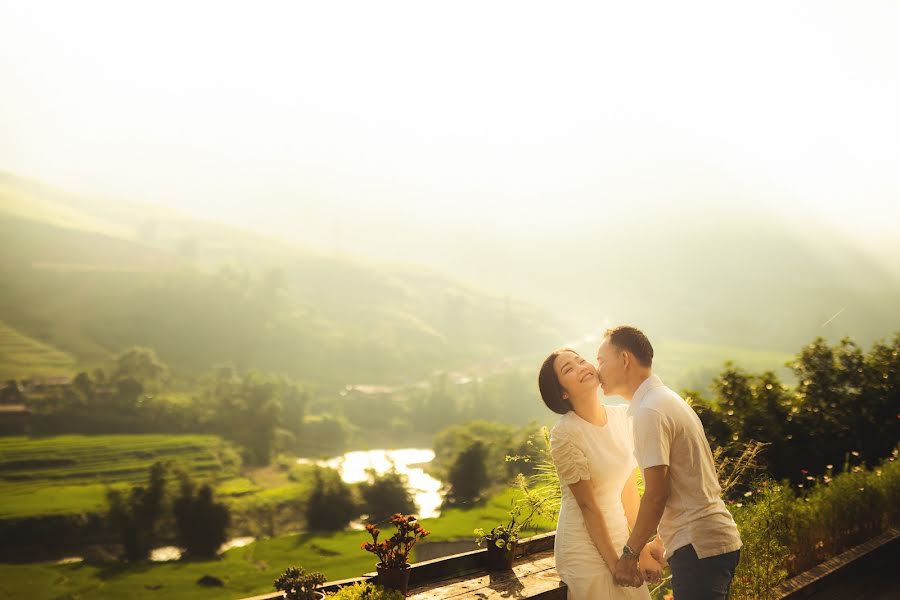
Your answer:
[613,465,669,587]
[625,465,670,554]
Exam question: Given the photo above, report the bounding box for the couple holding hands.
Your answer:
[538,326,742,600]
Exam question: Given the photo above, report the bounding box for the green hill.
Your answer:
[0,173,561,384]
[0,321,78,380]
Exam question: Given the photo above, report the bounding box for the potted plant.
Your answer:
[474,502,534,571]
[330,581,405,599]
[361,513,430,595]
[274,566,327,600]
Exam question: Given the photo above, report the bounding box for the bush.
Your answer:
[305,467,359,531]
[728,450,900,599]
[359,467,417,524]
[106,461,168,561]
[329,582,404,600]
[273,566,326,600]
[172,475,230,558]
[728,479,791,600]
[444,439,489,506]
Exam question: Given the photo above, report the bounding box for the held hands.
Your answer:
[613,554,643,588]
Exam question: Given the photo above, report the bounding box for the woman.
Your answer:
[538,348,663,599]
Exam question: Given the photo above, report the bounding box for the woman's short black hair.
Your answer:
[538,348,575,415]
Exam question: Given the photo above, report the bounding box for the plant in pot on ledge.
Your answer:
[361,513,430,595]
[274,566,327,600]
[474,502,534,571]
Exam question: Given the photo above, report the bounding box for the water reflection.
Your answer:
[148,536,256,562]
[298,449,443,519]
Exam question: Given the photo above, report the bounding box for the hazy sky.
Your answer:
[2,1,899,252]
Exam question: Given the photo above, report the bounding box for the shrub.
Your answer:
[305,467,359,531]
[329,582,404,600]
[273,566,326,600]
[172,475,230,558]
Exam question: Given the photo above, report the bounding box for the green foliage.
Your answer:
[433,421,530,484]
[359,467,417,525]
[728,479,791,600]
[112,347,169,390]
[728,453,900,599]
[206,368,282,465]
[273,566,326,600]
[511,428,561,523]
[305,467,359,532]
[444,440,489,506]
[172,474,230,558]
[473,499,536,550]
[692,335,900,484]
[298,415,349,457]
[329,582,404,600]
[105,461,168,561]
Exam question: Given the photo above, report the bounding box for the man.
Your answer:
[597,326,742,599]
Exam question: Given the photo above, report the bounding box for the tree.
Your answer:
[212,370,281,465]
[445,439,489,506]
[359,466,417,524]
[305,467,359,531]
[106,461,169,561]
[0,380,25,404]
[112,347,169,389]
[172,475,230,558]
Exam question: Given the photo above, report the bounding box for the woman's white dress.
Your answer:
[550,403,651,600]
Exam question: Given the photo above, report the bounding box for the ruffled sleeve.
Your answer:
[550,422,591,485]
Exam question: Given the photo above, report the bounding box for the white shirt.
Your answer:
[628,375,742,559]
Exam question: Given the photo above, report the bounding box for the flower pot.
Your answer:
[485,539,517,571]
[376,562,411,595]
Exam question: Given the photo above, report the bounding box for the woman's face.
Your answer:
[552,350,599,399]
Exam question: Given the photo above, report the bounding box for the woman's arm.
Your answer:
[568,479,620,571]
[620,467,641,532]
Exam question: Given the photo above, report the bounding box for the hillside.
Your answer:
[0,173,561,384]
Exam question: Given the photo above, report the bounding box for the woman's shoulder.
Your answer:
[550,412,579,438]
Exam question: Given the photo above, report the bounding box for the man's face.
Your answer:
[596,338,625,397]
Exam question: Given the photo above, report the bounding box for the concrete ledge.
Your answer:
[775,527,900,599]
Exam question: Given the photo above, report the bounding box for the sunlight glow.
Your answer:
[1,1,899,245]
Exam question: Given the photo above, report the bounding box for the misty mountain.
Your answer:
[0,172,562,385]
[295,200,900,352]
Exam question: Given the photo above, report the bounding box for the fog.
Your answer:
[2,1,899,340]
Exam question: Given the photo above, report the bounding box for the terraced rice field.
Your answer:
[0,320,78,380]
[0,435,241,519]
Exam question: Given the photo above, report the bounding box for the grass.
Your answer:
[0,486,554,600]
[0,320,79,380]
[0,435,242,520]
[420,486,554,541]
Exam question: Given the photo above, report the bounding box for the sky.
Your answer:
[2,1,899,260]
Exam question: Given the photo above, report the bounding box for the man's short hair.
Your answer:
[604,325,653,368]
